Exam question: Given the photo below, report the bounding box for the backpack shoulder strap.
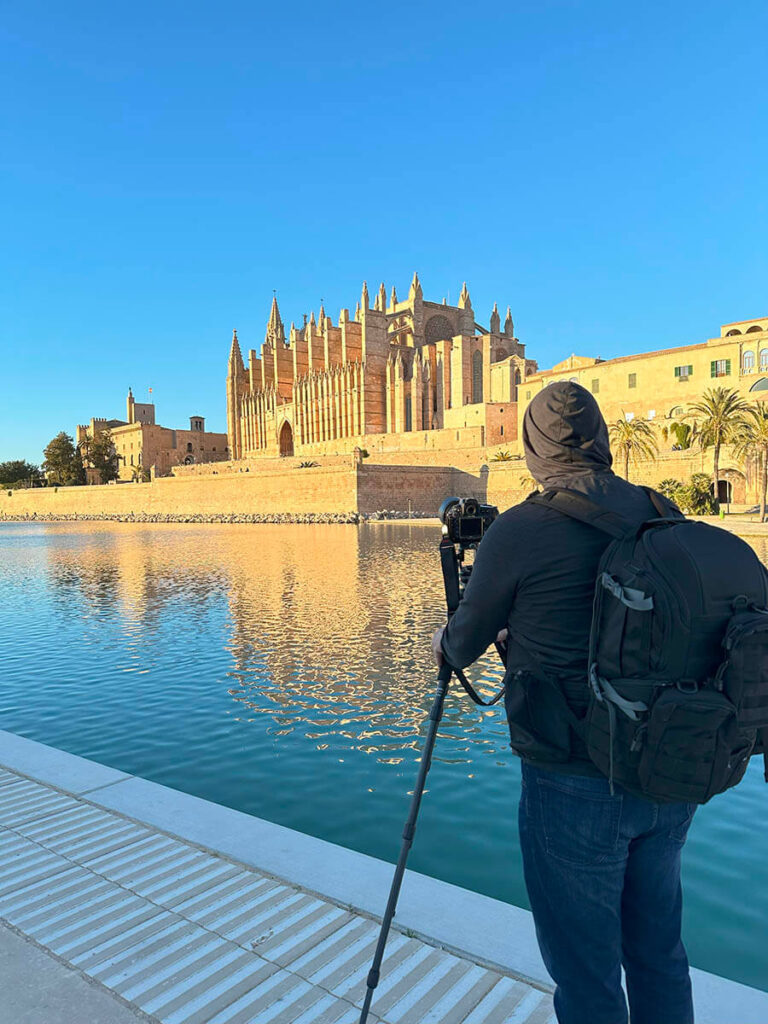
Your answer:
[639,485,684,520]
[527,489,635,540]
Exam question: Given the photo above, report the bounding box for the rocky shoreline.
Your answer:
[0,510,433,525]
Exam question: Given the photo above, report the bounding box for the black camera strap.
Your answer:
[452,663,506,706]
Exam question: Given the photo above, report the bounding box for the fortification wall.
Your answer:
[0,464,360,518]
[1,448,758,522]
[356,465,489,516]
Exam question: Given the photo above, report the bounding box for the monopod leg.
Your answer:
[358,661,453,1024]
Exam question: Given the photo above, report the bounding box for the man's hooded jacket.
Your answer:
[441,382,675,773]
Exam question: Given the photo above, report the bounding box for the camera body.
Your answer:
[438,496,498,547]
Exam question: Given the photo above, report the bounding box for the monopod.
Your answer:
[358,517,506,1024]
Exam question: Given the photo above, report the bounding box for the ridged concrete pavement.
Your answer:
[0,766,556,1024]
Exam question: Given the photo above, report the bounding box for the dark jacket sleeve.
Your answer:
[440,515,520,669]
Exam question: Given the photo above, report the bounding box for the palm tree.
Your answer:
[731,403,768,522]
[608,416,659,481]
[684,387,748,507]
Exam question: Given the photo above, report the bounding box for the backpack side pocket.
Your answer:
[638,688,753,804]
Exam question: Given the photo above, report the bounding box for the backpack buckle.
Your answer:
[676,678,699,693]
[589,663,604,702]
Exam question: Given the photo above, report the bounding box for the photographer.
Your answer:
[432,382,694,1024]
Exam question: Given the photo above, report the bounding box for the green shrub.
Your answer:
[657,478,682,499]
[665,473,717,515]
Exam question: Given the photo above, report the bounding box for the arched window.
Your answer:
[750,378,768,392]
[747,325,763,333]
[472,350,483,403]
[761,349,768,371]
[187,442,193,452]
[726,329,742,337]
[743,350,755,373]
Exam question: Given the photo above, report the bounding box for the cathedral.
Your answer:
[226,274,537,459]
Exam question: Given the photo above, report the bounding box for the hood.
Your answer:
[523,382,612,488]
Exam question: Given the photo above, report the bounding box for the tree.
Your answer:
[684,387,748,508]
[90,429,120,484]
[0,460,43,488]
[608,416,659,481]
[731,403,768,522]
[42,432,85,486]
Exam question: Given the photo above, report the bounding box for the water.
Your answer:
[0,521,766,992]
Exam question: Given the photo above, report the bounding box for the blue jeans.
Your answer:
[519,762,696,1024]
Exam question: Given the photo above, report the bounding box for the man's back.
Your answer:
[437,382,696,1024]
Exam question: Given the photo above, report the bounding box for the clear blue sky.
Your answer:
[1,0,766,463]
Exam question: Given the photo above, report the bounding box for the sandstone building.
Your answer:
[77,390,228,482]
[517,315,768,503]
[226,275,537,459]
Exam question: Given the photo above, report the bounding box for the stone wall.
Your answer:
[1,447,758,523]
[356,465,489,516]
[0,463,360,518]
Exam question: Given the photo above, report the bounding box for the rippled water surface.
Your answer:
[0,522,766,991]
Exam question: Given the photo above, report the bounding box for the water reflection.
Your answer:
[39,522,509,767]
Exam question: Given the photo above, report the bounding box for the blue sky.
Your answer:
[1,1,766,463]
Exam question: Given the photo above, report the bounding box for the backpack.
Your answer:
[528,487,768,804]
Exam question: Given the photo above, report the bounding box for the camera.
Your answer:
[438,496,498,547]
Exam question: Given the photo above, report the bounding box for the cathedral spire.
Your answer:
[409,272,423,301]
[319,302,326,326]
[389,285,398,311]
[458,281,472,309]
[265,296,285,345]
[361,281,369,310]
[376,282,387,312]
[229,328,243,364]
[504,306,514,337]
[228,329,244,377]
[354,301,361,320]
[490,302,501,334]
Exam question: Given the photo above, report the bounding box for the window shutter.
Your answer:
[674,366,680,377]
[711,361,717,378]
[725,359,731,375]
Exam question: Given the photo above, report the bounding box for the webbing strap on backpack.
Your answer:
[527,489,635,539]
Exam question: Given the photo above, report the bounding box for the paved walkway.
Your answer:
[0,765,555,1024]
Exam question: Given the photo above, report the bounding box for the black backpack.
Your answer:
[529,487,768,804]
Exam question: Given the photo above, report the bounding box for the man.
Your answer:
[432,382,695,1024]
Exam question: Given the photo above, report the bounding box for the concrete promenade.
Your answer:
[0,731,766,1024]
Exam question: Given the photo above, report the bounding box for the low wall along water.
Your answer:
[0,448,755,522]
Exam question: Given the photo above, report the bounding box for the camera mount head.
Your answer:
[438,496,499,614]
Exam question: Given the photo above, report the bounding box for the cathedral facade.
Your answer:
[226,274,537,459]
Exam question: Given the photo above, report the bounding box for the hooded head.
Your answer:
[523,382,612,488]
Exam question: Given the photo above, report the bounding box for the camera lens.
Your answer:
[438,497,460,525]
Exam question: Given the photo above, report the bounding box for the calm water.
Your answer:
[0,521,766,992]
